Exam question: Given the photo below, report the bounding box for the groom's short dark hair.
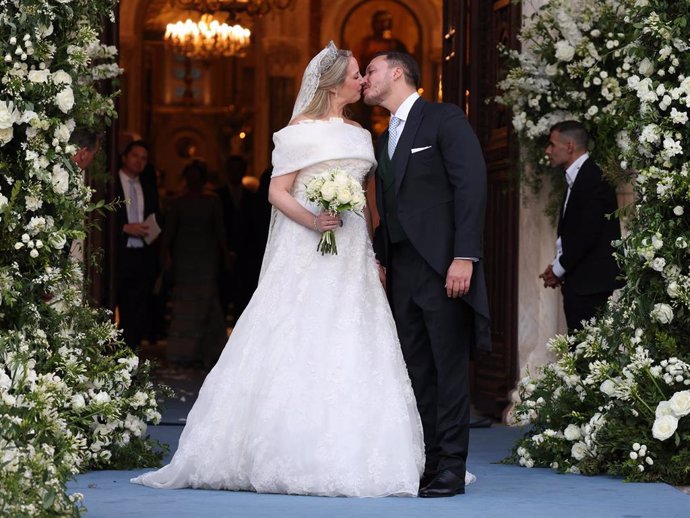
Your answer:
[374,51,420,89]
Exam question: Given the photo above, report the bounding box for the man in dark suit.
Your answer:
[363,52,490,498]
[114,140,160,350]
[540,120,622,333]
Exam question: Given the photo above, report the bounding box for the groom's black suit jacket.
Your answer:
[373,98,491,351]
[557,158,622,295]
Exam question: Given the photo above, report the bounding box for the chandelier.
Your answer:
[165,0,296,59]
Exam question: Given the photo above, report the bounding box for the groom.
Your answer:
[363,52,490,497]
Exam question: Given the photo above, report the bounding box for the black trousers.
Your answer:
[116,247,156,350]
[389,240,472,477]
[562,283,612,334]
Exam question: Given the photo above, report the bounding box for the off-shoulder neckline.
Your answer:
[296,117,344,125]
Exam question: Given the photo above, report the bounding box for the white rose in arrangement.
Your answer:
[673,206,684,216]
[51,69,72,85]
[638,58,655,77]
[655,400,674,418]
[55,86,75,113]
[93,391,111,405]
[28,69,50,83]
[51,164,69,194]
[668,390,690,417]
[564,424,582,441]
[651,414,678,441]
[667,280,680,298]
[70,394,86,410]
[54,123,73,142]
[0,126,13,146]
[320,181,337,201]
[650,303,673,324]
[571,441,588,460]
[25,195,42,211]
[0,100,20,129]
[554,40,576,62]
[651,257,666,272]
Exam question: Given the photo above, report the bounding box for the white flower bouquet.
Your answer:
[305,168,366,255]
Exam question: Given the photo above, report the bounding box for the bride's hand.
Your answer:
[313,212,340,232]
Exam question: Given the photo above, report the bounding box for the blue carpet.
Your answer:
[68,424,689,518]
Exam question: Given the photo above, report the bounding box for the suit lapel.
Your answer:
[394,98,425,193]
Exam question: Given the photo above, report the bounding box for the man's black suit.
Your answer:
[373,97,489,479]
[114,174,159,350]
[557,158,621,332]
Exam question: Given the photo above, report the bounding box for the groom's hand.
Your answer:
[446,259,473,298]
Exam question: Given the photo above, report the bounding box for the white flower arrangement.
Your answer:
[0,1,167,515]
[504,0,690,484]
[304,168,366,255]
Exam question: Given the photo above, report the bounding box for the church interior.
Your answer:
[105,0,528,419]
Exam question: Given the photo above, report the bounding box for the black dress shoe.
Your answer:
[419,471,437,489]
[418,469,465,498]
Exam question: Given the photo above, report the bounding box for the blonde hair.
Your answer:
[300,50,353,119]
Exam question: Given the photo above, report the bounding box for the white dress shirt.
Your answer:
[552,153,589,278]
[389,92,420,148]
[119,170,145,248]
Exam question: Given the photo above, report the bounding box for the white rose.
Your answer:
[320,181,336,201]
[667,281,680,298]
[571,441,588,460]
[564,424,582,441]
[54,123,72,142]
[51,70,72,85]
[554,41,576,62]
[673,206,684,216]
[55,86,75,113]
[668,390,690,417]
[545,63,559,77]
[332,173,349,187]
[28,69,50,83]
[71,394,86,409]
[651,257,666,272]
[336,188,352,204]
[93,391,111,405]
[19,110,38,124]
[650,303,673,324]
[654,401,673,419]
[651,415,678,441]
[600,379,616,396]
[0,126,13,146]
[0,100,20,129]
[638,58,655,77]
[51,164,70,194]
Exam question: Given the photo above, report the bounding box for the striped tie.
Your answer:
[388,116,401,158]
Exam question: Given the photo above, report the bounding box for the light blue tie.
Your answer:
[388,116,401,158]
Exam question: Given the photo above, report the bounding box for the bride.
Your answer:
[132,42,470,497]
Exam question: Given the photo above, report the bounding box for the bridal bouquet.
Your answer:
[305,168,366,255]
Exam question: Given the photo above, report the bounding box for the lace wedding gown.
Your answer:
[131,119,426,497]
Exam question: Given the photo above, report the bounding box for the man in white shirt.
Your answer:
[114,140,160,350]
[540,121,622,333]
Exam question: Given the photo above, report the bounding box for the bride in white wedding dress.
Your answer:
[131,41,472,498]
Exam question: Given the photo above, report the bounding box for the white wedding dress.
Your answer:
[131,119,426,496]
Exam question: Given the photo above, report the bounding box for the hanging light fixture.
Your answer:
[165,0,296,59]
